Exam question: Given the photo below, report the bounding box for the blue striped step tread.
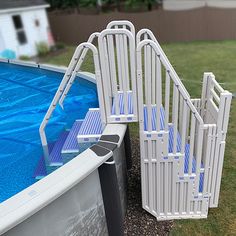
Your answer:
[33,157,47,180]
[143,106,165,131]
[62,120,83,154]
[77,109,103,143]
[184,144,204,193]
[48,131,69,166]
[111,91,133,115]
[33,143,54,180]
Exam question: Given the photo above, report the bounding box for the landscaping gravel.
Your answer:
[124,137,173,236]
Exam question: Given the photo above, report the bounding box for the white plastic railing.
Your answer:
[136,38,204,126]
[39,42,104,163]
[98,28,138,122]
[58,32,100,107]
[106,20,135,37]
[137,29,192,103]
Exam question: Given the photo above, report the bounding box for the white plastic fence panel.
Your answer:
[200,73,232,207]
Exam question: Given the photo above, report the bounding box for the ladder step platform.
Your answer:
[48,131,69,166]
[77,108,103,143]
[62,120,83,153]
[33,157,47,180]
[111,91,134,116]
[33,143,54,180]
[61,120,83,163]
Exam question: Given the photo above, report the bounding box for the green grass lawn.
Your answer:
[42,41,236,235]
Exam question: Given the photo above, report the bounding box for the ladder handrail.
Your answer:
[39,42,103,162]
[136,39,204,125]
[137,29,191,99]
[59,32,100,107]
[106,20,135,37]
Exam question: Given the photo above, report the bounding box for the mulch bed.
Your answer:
[124,137,173,236]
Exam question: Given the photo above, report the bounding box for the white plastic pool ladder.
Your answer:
[39,20,232,220]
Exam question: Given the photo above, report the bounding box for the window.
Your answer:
[35,19,40,27]
[12,15,27,45]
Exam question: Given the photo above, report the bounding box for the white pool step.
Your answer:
[77,108,103,143]
[61,120,83,163]
[62,120,83,153]
[48,131,69,166]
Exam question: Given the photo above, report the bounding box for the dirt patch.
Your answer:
[124,137,173,236]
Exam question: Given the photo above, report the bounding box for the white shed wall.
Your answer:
[0,8,50,57]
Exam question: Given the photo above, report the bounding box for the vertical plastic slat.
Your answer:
[101,37,112,118]
[202,125,213,194]
[164,162,168,216]
[114,26,123,90]
[107,34,119,116]
[208,126,217,197]
[165,72,170,131]
[156,55,162,131]
[147,44,152,132]
[119,36,128,115]
[179,96,183,134]
[137,50,144,131]
[103,37,112,100]
[179,181,184,215]
[173,85,179,154]
[144,34,148,103]
[148,139,154,212]
[156,55,162,105]
[140,138,147,209]
[156,142,160,215]
[129,34,137,118]
[123,26,130,91]
[189,114,196,175]
[194,125,204,196]
[151,49,156,104]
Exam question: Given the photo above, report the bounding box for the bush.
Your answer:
[36,42,50,56]
[55,42,65,50]
[80,0,97,8]
[19,55,30,60]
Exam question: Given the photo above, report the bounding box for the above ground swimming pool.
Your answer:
[0,62,98,203]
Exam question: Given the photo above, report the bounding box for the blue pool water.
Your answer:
[0,62,98,203]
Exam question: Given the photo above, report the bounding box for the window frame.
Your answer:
[12,14,27,45]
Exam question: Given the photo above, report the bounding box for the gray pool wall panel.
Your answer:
[3,170,108,236]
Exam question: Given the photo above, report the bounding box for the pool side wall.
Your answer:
[1,124,130,236]
[3,170,108,236]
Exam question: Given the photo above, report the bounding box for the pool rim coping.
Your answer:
[0,58,96,84]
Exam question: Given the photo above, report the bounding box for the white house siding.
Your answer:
[0,8,50,57]
[163,0,236,11]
